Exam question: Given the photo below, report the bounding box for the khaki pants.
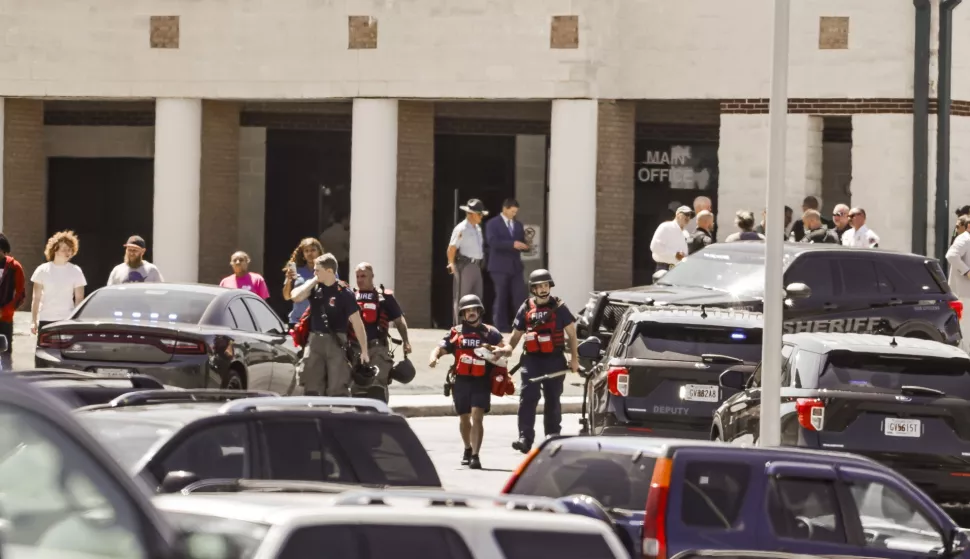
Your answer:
[368,341,395,387]
[299,332,352,396]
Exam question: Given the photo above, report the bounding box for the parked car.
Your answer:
[13,368,176,408]
[35,283,300,392]
[577,305,762,437]
[714,332,970,504]
[502,435,970,559]
[154,489,631,559]
[0,371,241,558]
[74,389,442,493]
[577,243,962,356]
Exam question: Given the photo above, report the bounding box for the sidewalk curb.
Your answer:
[391,401,582,419]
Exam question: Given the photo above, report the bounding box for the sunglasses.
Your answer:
[833,212,845,217]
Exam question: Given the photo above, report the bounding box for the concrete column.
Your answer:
[350,99,399,287]
[0,98,5,233]
[851,114,913,253]
[153,98,202,283]
[717,114,822,236]
[548,99,598,311]
[238,127,267,273]
[514,134,547,281]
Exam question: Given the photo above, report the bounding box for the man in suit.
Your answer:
[486,198,529,333]
[946,215,970,352]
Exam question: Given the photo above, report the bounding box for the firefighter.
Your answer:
[506,269,579,454]
[349,262,411,401]
[290,253,369,396]
[429,294,509,470]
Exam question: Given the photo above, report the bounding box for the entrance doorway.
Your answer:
[263,129,351,318]
[432,134,516,328]
[47,157,155,290]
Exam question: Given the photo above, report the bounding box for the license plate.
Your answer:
[95,368,131,377]
[885,418,921,438]
[681,384,719,402]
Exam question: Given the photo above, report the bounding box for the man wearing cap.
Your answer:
[649,206,692,272]
[447,199,487,324]
[107,235,164,285]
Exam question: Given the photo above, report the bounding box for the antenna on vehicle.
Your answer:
[700,305,708,319]
[890,336,898,348]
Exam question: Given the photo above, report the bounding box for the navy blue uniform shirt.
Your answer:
[309,282,359,334]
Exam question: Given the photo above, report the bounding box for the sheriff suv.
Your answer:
[577,305,762,438]
[714,333,970,504]
[576,243,962,362]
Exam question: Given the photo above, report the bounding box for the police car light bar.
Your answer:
[731,332,747,340]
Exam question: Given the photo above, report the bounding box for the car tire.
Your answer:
[221,368,245,390]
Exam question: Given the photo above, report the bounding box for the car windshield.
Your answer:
[657,250,793,297]
[819,351,970,399]
[75,288,216,324]
[163,511,269,559]
[77,415,175,470]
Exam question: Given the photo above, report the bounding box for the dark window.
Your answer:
[278,525,473,559]
[680,461,751,528]
[228,298,257,332]
[627,323,763,363]
[75,288,215,324]
[818,351,970,397]
[494,529,614,559]
[886,259,945,294]
[244,298,286,334]
[767,478,846,543]
[784,257,836,299]
[789,349,822,388]
[507,447,654,510]
[836,258,880,296]
[326,416,441,487]
[753,345,793,388]
[157,422,249,480]
[261,420,353,482]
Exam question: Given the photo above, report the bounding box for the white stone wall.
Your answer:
[952,6,970,101]
[715,114,822,237]
[0,0,917,99]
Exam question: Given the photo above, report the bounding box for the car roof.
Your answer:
[628,305,763,328]
[699,241,934,261]
[783,332,969,359]
[93,282,232,297]
[76,402,227,427]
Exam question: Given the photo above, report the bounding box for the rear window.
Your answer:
[507,447,654,511]
[679,461,752,529]
[494,529,615,559]
[820,351,970,397]
[278,525,473,559]
[626,323,763,363]
[326,415,441,487]
[887,258,945,294]
[77,288,215,324]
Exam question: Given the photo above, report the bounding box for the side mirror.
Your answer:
[173,530,244,559]
[784,282,812,300]
[719,367,750,391]
[577,337,603,361]
[652,269,668,282]
[160,470,200,494]
[947,528,970,557]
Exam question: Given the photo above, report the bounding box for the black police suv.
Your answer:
[714,332,970,504]
[577,243,963,361]
[578,305,762,438]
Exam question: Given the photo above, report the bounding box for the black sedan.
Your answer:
[35,283,299,393]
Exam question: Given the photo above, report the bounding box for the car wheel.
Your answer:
[711,427,723,442]
[221,368,245,390]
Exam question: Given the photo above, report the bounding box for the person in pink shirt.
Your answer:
[220,251,270,299]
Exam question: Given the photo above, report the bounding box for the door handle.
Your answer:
[887,298,902,306]
[822,303,838,311]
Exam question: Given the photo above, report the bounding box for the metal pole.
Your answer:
[935,0,962,263]
[912,0,932,256]
[759,0,791,448]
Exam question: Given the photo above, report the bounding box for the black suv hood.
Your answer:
[605,284,764,311]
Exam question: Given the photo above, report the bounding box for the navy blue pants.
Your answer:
[453,375,491,415]
[490,271,527,332]
[517,354,566,443]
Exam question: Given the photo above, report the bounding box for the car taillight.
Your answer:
[950,300,964,321]
[159,339,206,355]
[796,398,825,431]
[607,367,629,397]
[501,447,540,494]
[37,333,74,349]
[642,457,671,559]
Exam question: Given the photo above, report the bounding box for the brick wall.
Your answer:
[395,101,434,327]
[199,101,241,285]
[594,100,635,291]
[4,99,45,302]
[719,98,970,117]
[238,127,266,273]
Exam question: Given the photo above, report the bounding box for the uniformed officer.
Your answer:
[799,209,840,244]
[429,294,508,470]
[688,210,716,254]
[349,262,411,401]
[290,253,369,396]
[506,269,579,454]
[447,199,488,323]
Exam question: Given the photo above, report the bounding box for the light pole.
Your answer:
[759,0,792,447]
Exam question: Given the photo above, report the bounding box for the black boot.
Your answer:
[511,437,532,454]
[469,454,482,470]
[461,447,472,466]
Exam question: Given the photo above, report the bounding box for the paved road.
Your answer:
[409,413,582,493]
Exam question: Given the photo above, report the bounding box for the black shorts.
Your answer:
[453,375,491,415]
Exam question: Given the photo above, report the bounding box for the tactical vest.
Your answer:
[449,326,489,377]
[523,297,565,354]
[353,288,390,338]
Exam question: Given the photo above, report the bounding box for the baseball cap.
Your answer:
[676,205,694,217]
[123,235,146,249]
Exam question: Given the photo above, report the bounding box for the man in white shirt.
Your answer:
[946,215,970,352]
[840,207,880,248]
[650,206,692,272]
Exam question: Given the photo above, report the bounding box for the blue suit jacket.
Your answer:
[485,215,525,275]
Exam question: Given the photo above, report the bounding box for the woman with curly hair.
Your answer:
[282,237,323,327]
[30,230,87,336]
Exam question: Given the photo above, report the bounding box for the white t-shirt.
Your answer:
[31,262,87,321]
